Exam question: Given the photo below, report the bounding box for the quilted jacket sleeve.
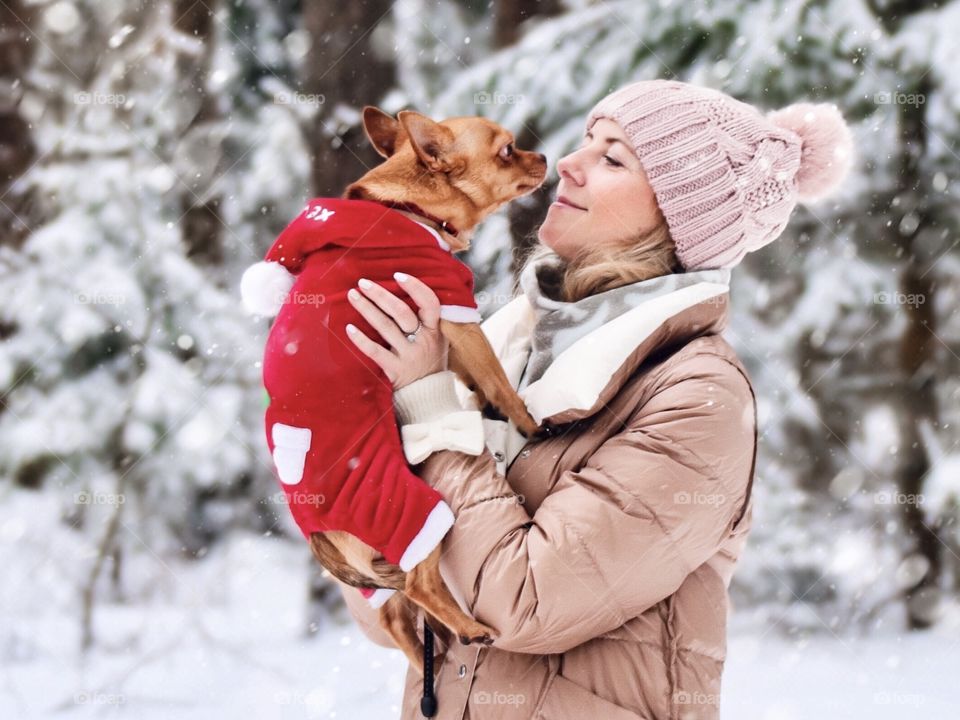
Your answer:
[392,354,757,655]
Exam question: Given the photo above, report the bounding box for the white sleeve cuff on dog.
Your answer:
[439,304,482,323]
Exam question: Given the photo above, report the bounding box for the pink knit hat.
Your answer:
[586,80,855,270]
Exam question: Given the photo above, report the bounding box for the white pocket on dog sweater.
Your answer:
[271,423,312,485]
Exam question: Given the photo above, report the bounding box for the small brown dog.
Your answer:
[305,106,548,674]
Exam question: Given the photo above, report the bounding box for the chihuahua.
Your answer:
[244,106,548,675]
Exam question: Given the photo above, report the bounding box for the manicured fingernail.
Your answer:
[358,278,373,290]
[394,272,410,282]
[347,288,360,301]
[346,323,358,335]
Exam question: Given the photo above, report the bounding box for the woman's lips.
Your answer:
[553,195,586,211]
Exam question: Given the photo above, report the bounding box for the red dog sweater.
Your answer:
[242,198,483,578]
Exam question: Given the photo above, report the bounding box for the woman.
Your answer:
[337,80,853,719]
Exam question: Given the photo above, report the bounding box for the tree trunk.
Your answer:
[891,73,942,630]
[506,119,553,278]
[863,0,949,634]
[174,0,224,265]
[493,0,562,48]
[0,0,38,249]
[490,0,563,278]
[302,0,396,195]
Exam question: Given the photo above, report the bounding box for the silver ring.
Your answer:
[402,319,423,343]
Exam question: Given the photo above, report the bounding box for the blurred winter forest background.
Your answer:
[1,0,958,717]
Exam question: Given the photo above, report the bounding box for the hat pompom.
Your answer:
[241,261,295,317]
[767,102,854,202]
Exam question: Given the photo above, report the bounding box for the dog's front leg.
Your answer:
[403,545,496,647]
[439,319,540,438]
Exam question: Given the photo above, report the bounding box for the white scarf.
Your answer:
[517,253,732,391]
[470,254,733,474]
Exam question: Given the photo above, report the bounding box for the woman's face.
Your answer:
[538,118,663,260]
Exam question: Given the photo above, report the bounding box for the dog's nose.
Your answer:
[536,153,547,163]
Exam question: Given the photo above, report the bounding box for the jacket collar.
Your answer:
[479,260,732,426]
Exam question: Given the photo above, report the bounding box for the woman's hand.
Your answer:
[345,272,449,390]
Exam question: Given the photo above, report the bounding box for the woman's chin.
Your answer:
[538,216,564,249]
[539,220,577,258]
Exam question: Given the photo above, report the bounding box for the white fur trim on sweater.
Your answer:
[439,304,482,323]
[365,588,397,609]
[414,222,451,252]
[398,501,455,572]
[240,261,295,317]
[414,222,480,323]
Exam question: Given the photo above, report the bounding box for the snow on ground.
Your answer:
[723,628,959,719]
[2,518,957,718]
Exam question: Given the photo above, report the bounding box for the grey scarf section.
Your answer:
[516,253,732,392]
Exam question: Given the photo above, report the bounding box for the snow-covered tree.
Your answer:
[0,0,314,647]
[394,0,960,630]
[3,0,957,658]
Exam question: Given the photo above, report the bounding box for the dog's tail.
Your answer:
[308,532,406,591]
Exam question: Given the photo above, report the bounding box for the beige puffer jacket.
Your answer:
[339,272,757,720]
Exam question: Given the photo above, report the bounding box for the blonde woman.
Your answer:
[339,80,853,719]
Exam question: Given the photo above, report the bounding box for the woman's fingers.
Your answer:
[347,286,407,349]
[345,272,448,390]
[345,324,398,383]
[393,272,441,328]
[356,277,421,334]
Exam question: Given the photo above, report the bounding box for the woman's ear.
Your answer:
[397,110,456,173]
[362,106,407,158]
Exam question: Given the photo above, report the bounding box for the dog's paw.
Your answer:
[480,401,508,422]
[527,421,560,441]
[459,633,495,646]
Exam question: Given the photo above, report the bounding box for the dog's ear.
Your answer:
[397,110,456,173]
[362,106,406,158]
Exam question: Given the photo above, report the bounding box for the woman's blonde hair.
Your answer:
[518,215,682,303]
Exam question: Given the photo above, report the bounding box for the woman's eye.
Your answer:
[603,154,623,168]
[500,143,514,159]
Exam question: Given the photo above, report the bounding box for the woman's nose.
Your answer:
[557,152,585,186]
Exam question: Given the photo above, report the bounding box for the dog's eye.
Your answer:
[499,143,514,160]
